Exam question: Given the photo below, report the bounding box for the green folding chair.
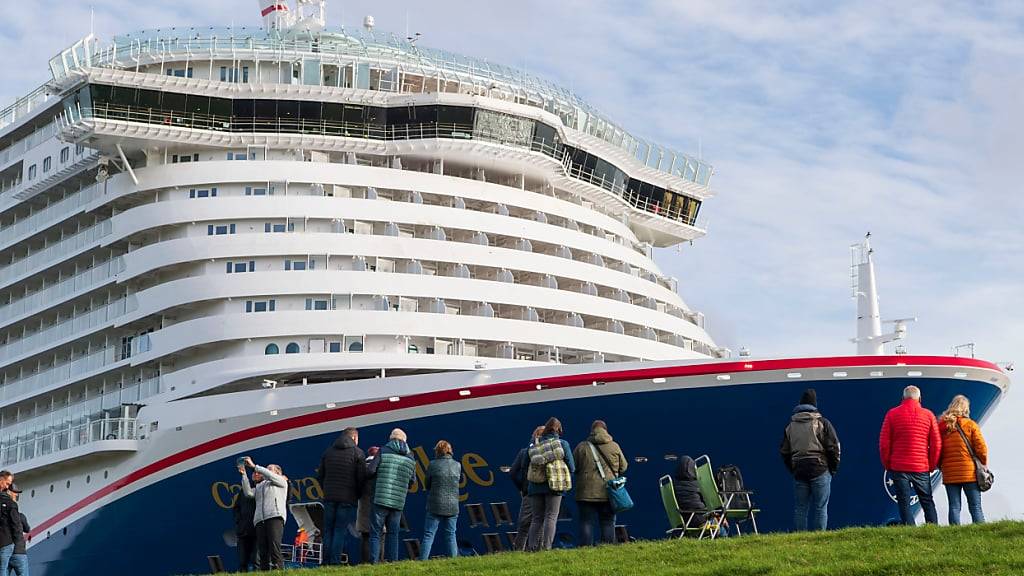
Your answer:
[658,475,720,540]
[694,455,760,536]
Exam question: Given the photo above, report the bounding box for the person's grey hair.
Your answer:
[267,464,283,475]
[389,428,407,442]
[903,385,921,401]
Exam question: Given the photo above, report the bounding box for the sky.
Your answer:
[2,1,1021,518]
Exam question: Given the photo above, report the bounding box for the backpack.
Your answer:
[527,437,565,484]
[715,465,752,509]
[545,459,572,492]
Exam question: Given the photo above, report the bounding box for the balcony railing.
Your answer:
[67,102,703,229]
[0,219,112,285]
[0,296,136,364]
[0,256,125,327]
[0,416,137,466]
[0,182,104,249]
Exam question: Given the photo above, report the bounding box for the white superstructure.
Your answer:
[0,1,720,475]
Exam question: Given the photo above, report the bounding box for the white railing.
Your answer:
[0,256,125,326]
[0,86,51,132]
[0,416,138,466]
[0,344,121,402]
[0,219,112,283]
[0,296,136,364]
[0,183,104,249]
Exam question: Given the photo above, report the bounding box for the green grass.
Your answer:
[233,522,1024,576]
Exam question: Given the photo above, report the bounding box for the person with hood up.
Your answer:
[241,457,288,570]
[368,429,416,563]
[780,388,841,531]
[419,440,462,559]
[573,420,628,546]
[879,385,941,525]
[673,456,711,529]
[526,417,575,551]
[317,427,367,565]
[508,426,546,551]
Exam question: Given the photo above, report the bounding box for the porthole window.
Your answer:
[285,342,300,354]
[104,471,109,479]
[86,475,91,484]
[49,484,54,493]
[30,490,35,498]
[348,341,363,352]
[66,480,71,489]
[264,343,280,355]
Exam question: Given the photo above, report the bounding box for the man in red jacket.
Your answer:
[879,385,941,525]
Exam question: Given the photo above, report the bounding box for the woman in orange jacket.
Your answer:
[938,395,988,524]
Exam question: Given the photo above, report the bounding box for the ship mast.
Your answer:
[850,234,915,355]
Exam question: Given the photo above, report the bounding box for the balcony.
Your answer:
[2,417,139,471]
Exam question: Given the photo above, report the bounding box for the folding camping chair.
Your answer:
[658,475,723,540]
[693,455,760,536]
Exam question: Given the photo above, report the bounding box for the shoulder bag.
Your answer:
[588,442,633,513]
[955,420,994,492]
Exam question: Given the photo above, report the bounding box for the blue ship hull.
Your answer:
[24,367,1003,576]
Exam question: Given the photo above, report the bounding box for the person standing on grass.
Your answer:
[780,388,841,531]
[879,385,941,525]
[357,445,381,563]
[369,429,416,563]
[6,485,28,576]
[317,427,366,565]
[419,440,462,559]
[509,426,546,551]
[526,417,575,551]
[939,395,988,525]
[241,458,289,570]
[0,471,19,575]
[573,420,628,545]
[233,464,258,572]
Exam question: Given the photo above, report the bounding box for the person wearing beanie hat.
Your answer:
[780,388,841,531]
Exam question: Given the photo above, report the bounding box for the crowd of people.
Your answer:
[229,384,992,570]
[781,385,990,530]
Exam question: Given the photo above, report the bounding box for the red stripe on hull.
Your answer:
[29,355,1002,537]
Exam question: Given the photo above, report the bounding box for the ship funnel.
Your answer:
[850,234,915,355]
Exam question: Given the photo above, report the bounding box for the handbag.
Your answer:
[955,420,994,492]
[588,442,634,513]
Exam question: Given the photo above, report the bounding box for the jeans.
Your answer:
[512,496,533,551]
[578,501,616,545]
[322,501,357,565]
[0,544,15,575]
[946,483,985,525]
[891,472,937,526]
[527,494,562,551]
[368,505,403,563]
[793,472,832,531]
[8,553,28,576]
[255,517,284,570]
[419,513,458,559]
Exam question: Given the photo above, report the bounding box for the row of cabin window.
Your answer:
[188,186,273,197]
[25,145,86,181]
[244,298,330,312]
[264,340,364,354]
[225,260,315,272]
[205,223,293,235]
[164,67,249,83]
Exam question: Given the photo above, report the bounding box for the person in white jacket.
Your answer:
[242,457,288,570]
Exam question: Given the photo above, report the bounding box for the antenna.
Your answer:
[850,234,915,355]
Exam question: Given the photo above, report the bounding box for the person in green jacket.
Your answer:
[368,429,416,563]
[419,440,463,559]
[573,420,628,545]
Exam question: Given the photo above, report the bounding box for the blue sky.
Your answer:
[3,0,1021,518]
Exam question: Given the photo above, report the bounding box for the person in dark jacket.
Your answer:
[419,440,462,559]
[573,420,628,546]
[526,418,575,552]
[780,388,841,531]
[234,465,258,572]
[369,429,416,563]
[5,486,28,576]
[672,456,709,528]
[357,446,380,564]
[509,426,545,551]
[317,427,367,565]
[0,471,19,574]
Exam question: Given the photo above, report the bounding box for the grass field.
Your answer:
[233,521,1024,576]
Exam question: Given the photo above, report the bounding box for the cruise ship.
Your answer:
[0,1,1009,574]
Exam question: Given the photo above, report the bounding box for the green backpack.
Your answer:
[527,437,565,484]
